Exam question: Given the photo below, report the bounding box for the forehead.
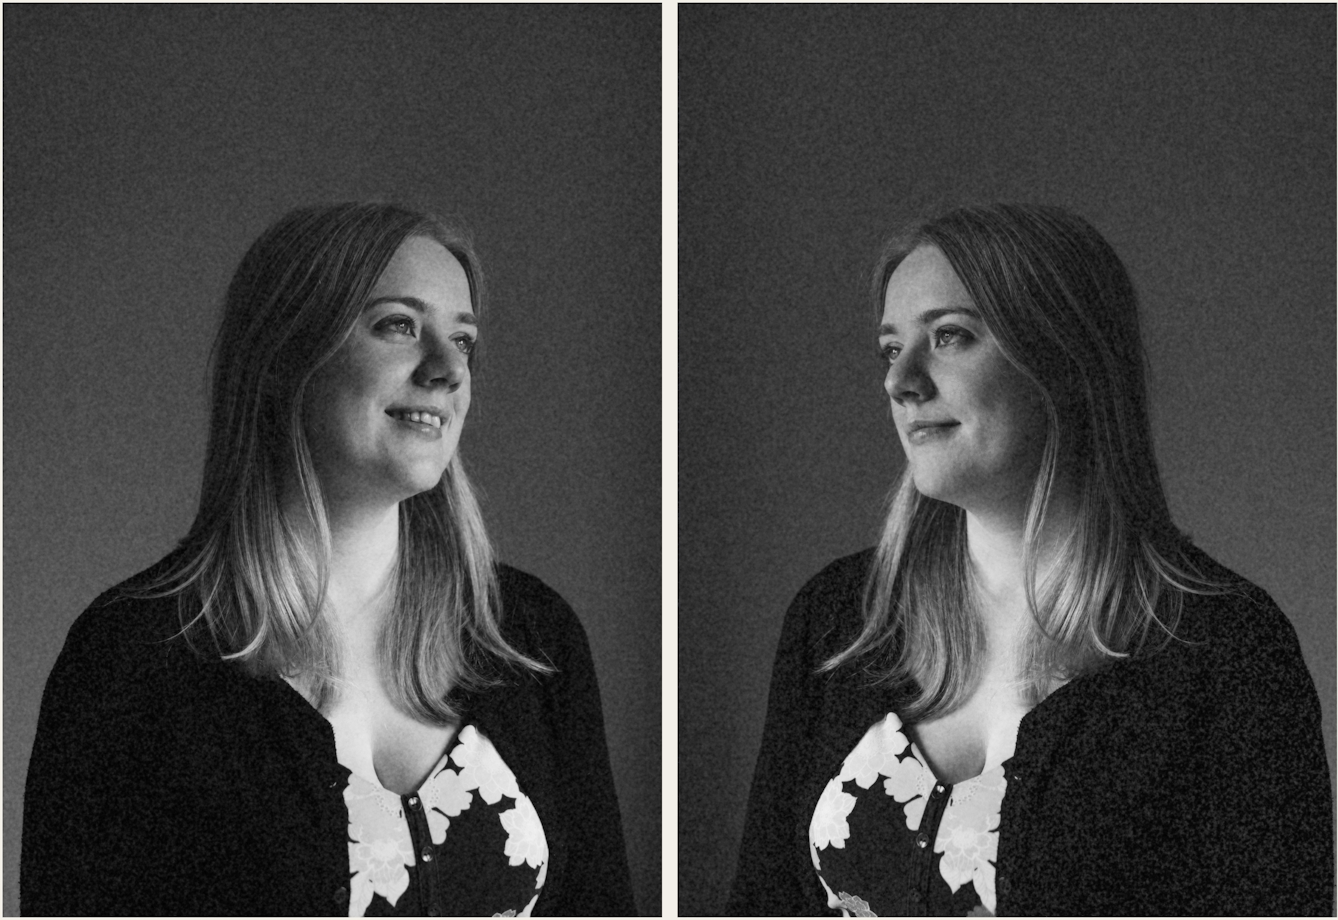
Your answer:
[881,245,974,324]
[370,236,471,305]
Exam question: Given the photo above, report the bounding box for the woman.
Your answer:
[21,203,636,917]
[728,204,1332,916]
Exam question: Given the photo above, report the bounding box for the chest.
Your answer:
[909,681,1030,784]
[323,689,459,795]
[340,724,549,917]
[808,710,1013,916]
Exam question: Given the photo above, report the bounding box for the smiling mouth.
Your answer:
[387,409,444,429]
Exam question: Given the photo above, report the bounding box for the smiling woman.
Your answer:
[304,237,479,511]
[727,203,1332,916]
[20,203,635,917]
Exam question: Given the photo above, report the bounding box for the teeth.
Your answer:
[395,410,442,428]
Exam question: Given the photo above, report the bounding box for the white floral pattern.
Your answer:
[841,715,908,788]
[420,758,474,844]
[881,740,933,831]
[345,774,417,916]
[810,713,912,869]
[342,724,547,917]
[809,711,1008,915]
[452,725,522,805]
[810,782,858,861]
[500,794,549,871]
[835,890,877,917]
[935,766,1006,911]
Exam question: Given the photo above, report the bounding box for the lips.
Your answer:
[387,408,446,429]
[906,420,958,434]
[904,420,959,444]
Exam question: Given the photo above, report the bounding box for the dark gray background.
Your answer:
[3,6,660,915]
[679,6,1335,914]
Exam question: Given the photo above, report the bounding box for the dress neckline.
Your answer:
[346,721,469,797]
[907,737,1010,789]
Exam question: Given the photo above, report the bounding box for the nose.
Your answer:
[885,346,935,406]
[413,335,469,392]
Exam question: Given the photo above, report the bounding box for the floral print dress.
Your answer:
[343,724,547,917]
[810,712,1008,917]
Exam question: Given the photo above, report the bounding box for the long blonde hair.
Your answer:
[824,204,1224,720]
[147,202,548,722]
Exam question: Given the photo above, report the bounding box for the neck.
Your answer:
[282,474,402,659]
[323,500,401,631]
[963,474,1076,642]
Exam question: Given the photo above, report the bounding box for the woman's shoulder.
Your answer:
[1170,543,1304,654]
[1073,543,1320,717]
[777,548,876,661]
[496,563,592,666]
[794,548,876,601]
[59,553,192,664]
[473,566,605,736]
[37,553,216,735]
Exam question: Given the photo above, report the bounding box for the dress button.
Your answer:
[407,795,420,808]
[333,886,347,905]
[932,784,945,797]
[998,876,1011,897]
[421,847,433,862]
[427,907,440,917]
[915,831,929,849]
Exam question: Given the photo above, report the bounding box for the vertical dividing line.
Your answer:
[662,2,679,917]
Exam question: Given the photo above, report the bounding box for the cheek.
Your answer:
[991,379,1048,460]
[971,362,1047,448]
[323,346,399,406]
[301,374,340,441]
[304,358,382,441]
[334,353,390,402]
[457,379,472,418]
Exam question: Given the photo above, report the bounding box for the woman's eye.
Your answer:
[376,316,417,337]
[878,342,901,365]
[453,334,477,356]
[933,326,970,348]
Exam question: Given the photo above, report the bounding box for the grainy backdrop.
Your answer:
[678,5,1335,914]
[3,6,660,914]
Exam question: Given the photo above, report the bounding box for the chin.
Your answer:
[384,461,451,503]
[406,470,450,499]
[914,483,960,508]
[909,466,973,509]
[400,480,443,501]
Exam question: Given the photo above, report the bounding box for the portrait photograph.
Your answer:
[4,5,660,916]
[679,5,1334,916]
[6,3,1337,918]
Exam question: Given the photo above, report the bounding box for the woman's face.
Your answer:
[879,244,1048,517]
[303,236,475,509]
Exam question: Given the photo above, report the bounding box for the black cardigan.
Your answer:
[21,559,636,917]
[727,548,1333,916]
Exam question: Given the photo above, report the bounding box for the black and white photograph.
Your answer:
[4,5,660,916]
[680,5,1334,916]
[5,3,1336,918]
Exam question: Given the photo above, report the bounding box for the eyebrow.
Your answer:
[879,306,980,336]
[365,296,477,326]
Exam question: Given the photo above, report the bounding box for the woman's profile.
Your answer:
[727,203,1332,916]
[21,203,635,916]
